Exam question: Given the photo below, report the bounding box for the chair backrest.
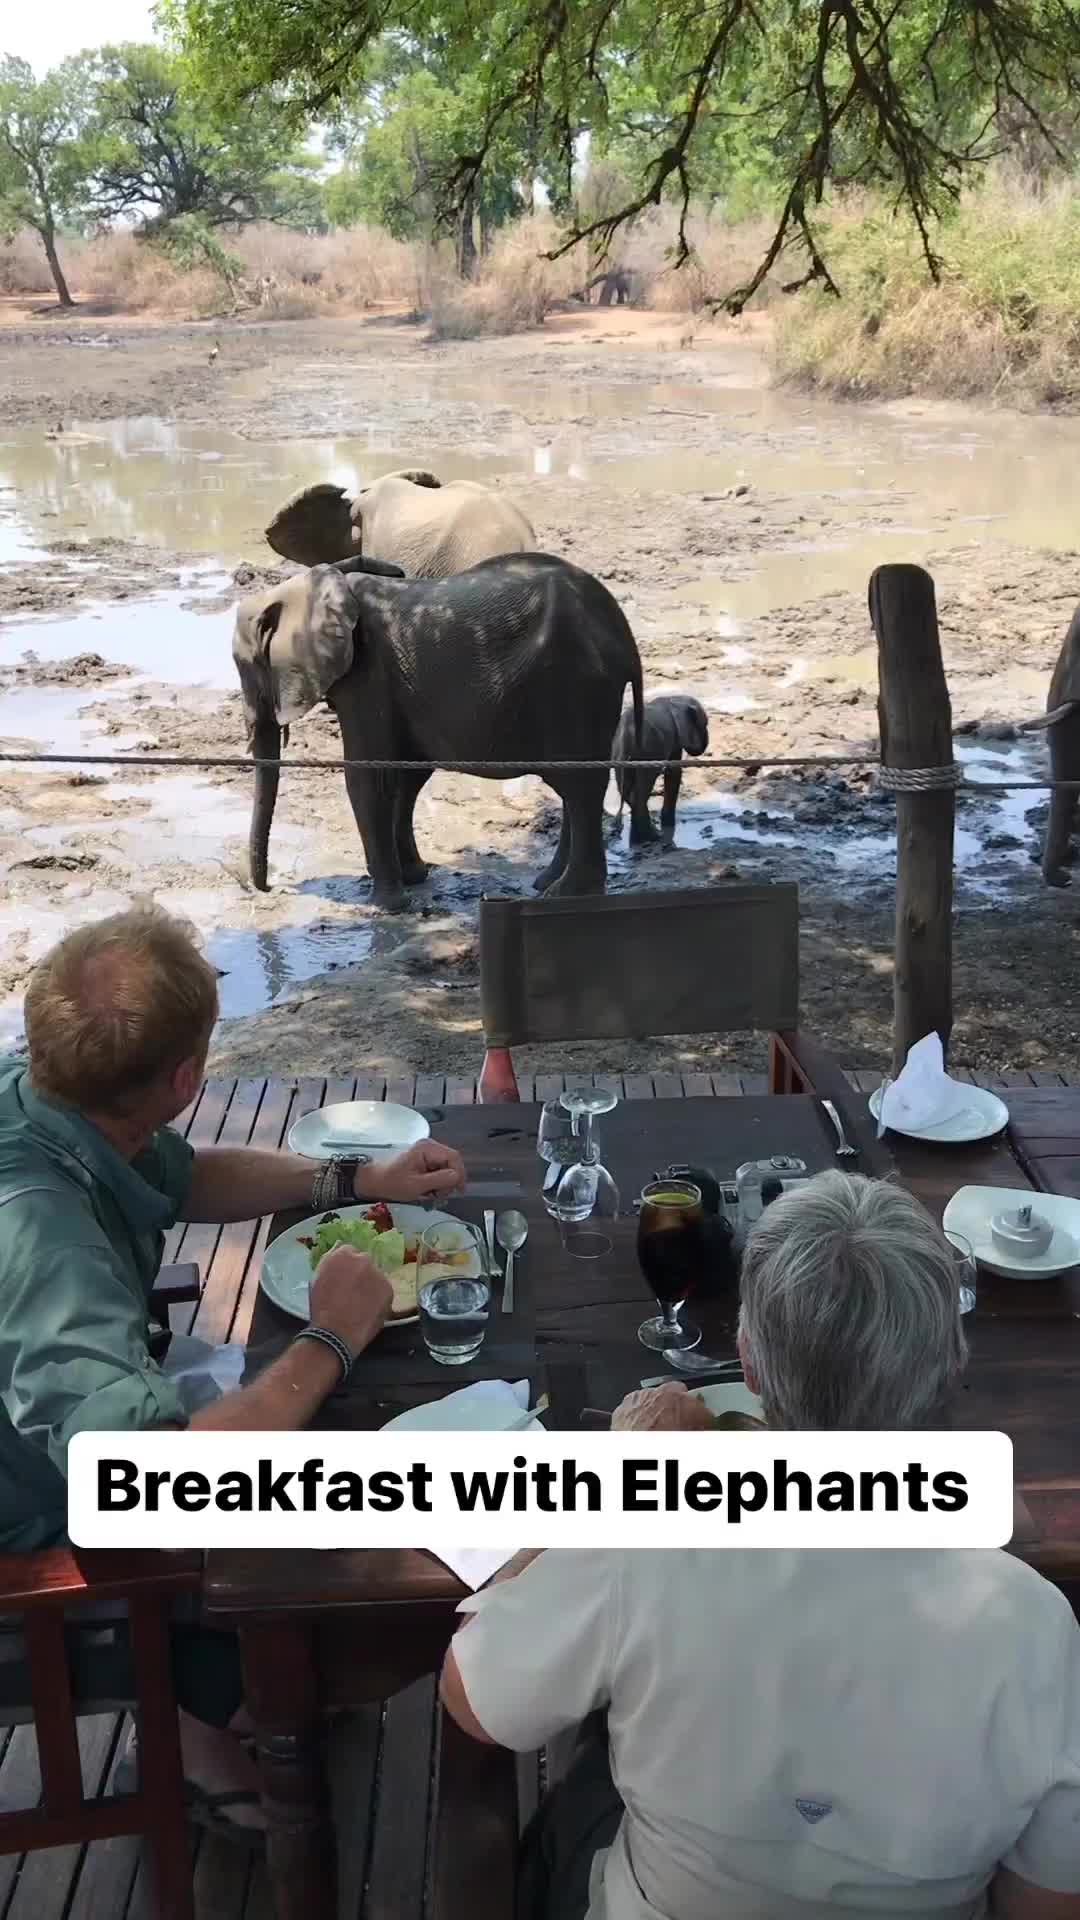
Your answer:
[479,884,799,1049]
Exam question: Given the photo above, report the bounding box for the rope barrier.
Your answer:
[0,748,1072,791]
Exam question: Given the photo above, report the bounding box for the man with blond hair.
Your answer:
[0,903,465,1838]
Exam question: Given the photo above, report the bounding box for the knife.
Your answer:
[483,1209,497,1281]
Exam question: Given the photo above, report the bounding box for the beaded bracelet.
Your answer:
[293,1325,354,1383]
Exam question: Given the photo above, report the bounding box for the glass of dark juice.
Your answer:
[636,1180,705,1352]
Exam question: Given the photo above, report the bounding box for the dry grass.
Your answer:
[627,205,780,311]
[427,216,579,339]
[773,177,1080,406]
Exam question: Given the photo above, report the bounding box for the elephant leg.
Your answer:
[1043,718,1080,886]
[660,764,682,848]
[546,773,608,897]
[394,770,432,885]
[628,772,661,847]
[343,767,407,911]
[533,804,572,893]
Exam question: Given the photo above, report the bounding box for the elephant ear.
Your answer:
[235,566,362,726]
[386,469,442,489]
[265,483,355,565]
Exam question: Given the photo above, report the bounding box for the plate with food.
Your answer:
[260,1203,483,1325]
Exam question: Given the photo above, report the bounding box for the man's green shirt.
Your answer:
[0,1057,192,1551]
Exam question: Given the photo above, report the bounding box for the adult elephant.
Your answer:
[233,552,643,909]
[264,470,534,577]
[1027,602,1080,885]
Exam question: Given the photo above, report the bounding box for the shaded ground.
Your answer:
[1,309,1078,1078]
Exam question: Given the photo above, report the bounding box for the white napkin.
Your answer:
[163,1334,246,1416]
[878,1033,974,1136]
[417,1380,531,1590]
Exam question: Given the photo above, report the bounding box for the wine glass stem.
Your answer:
[580,1109,594,1160]
[660,1300,682,1333]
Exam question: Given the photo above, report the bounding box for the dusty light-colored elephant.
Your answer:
[265,469,535,578]
[611,694,709,847]
[1024,603,1080,885]
[234,551,643,909]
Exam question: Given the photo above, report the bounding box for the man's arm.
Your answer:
[180,1139,466,1223]
[190,1245,392,1430]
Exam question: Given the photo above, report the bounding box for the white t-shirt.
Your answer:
[453,1549,1080,1920]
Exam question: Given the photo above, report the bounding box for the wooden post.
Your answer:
[869,563,954,1072]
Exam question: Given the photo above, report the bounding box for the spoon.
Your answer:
[496,1210,528,1313]
[661,1349,743,1375]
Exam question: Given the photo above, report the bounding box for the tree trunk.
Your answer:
[38,224,74,308]
[479,209,494,259]
[458,185,478,279]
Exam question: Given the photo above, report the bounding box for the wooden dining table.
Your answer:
[203,1086,1080,1919]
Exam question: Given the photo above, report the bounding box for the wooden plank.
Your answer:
[327,1706,380,1920]
[515,1075,537,1104]
[533,1075,564,1105]
[191,1827,251,1920]
[444,1077,476,1106]
[3,1714,119,1920]
[1031,1070,1068,1088]
[683,1075,713,1098]
[951,1068,976,1084]
[385,1077,417,1109]
[353,1072,386,1104]
[652,1073,683,1100]
[162,1079,239,1268]
[293,1076,327,1120]
[1002,1070,1037,1087]
[186,1080,268,1346]
[414,1075,446,1110]
[322,1076,358,1109]
[623,1075,654,1101]
[365,1679,436,1920]
[849,1071,882,1092]
[709,1073,740,1096]
[738,1072,768,1094]
[228,1079,304,1348]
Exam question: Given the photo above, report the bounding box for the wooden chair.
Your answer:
[0,1262,204,1920]
[430,1712,519,1920]
[477,883,850,1103]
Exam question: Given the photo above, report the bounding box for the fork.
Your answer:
[821,1099,859,1159]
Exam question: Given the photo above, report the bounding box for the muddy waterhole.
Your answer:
[1,318,1078,1080]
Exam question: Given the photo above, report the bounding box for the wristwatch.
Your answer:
[312,1154,371,1213]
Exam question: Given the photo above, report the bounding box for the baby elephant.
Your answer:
[612,694,709,847]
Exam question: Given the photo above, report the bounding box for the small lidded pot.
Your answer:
[990,1201,1054,1260]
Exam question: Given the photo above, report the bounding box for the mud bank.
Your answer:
[1,312,1077,1079]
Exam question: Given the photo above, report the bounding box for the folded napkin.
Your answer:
[878,1033,974,1136]
[417,1379,531,1590]
[163,1334,246,1416]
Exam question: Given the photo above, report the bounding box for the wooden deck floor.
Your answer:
[6,1061,1079,1920]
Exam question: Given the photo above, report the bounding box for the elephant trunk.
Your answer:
[248,709,281,892]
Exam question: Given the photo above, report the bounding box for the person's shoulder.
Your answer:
[942,1549,1079,1648]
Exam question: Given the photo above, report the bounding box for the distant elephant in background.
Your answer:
[233,551,643,908]
[265,470,535,578]
[1027,603,1080,885]
[611,693,709,847]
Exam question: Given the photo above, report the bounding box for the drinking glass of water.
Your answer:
[946,1229,977,1316]
[418,1222,491,1365]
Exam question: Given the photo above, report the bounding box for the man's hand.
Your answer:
[612,1382,716,1432]
[310,1246,392,1354]
[355,1139,466,1205]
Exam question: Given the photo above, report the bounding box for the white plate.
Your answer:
[943,1186,1080,1278]
[260,1202,481,1325]
[869,1084,1009,1144]
[287,1101,429,1162]
[382,1388,543,1433]
[694,1383,764,1421]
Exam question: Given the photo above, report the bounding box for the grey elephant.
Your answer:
[1027,603,1080,885]
[265,469,534,577]
[611,694,709,847]
[233,552,643,909]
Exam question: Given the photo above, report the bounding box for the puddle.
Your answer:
[0,680,146,753]
[2,583,236,687]
[0,882,376,1046]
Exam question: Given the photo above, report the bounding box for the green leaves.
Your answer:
[168,0,1080,301]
